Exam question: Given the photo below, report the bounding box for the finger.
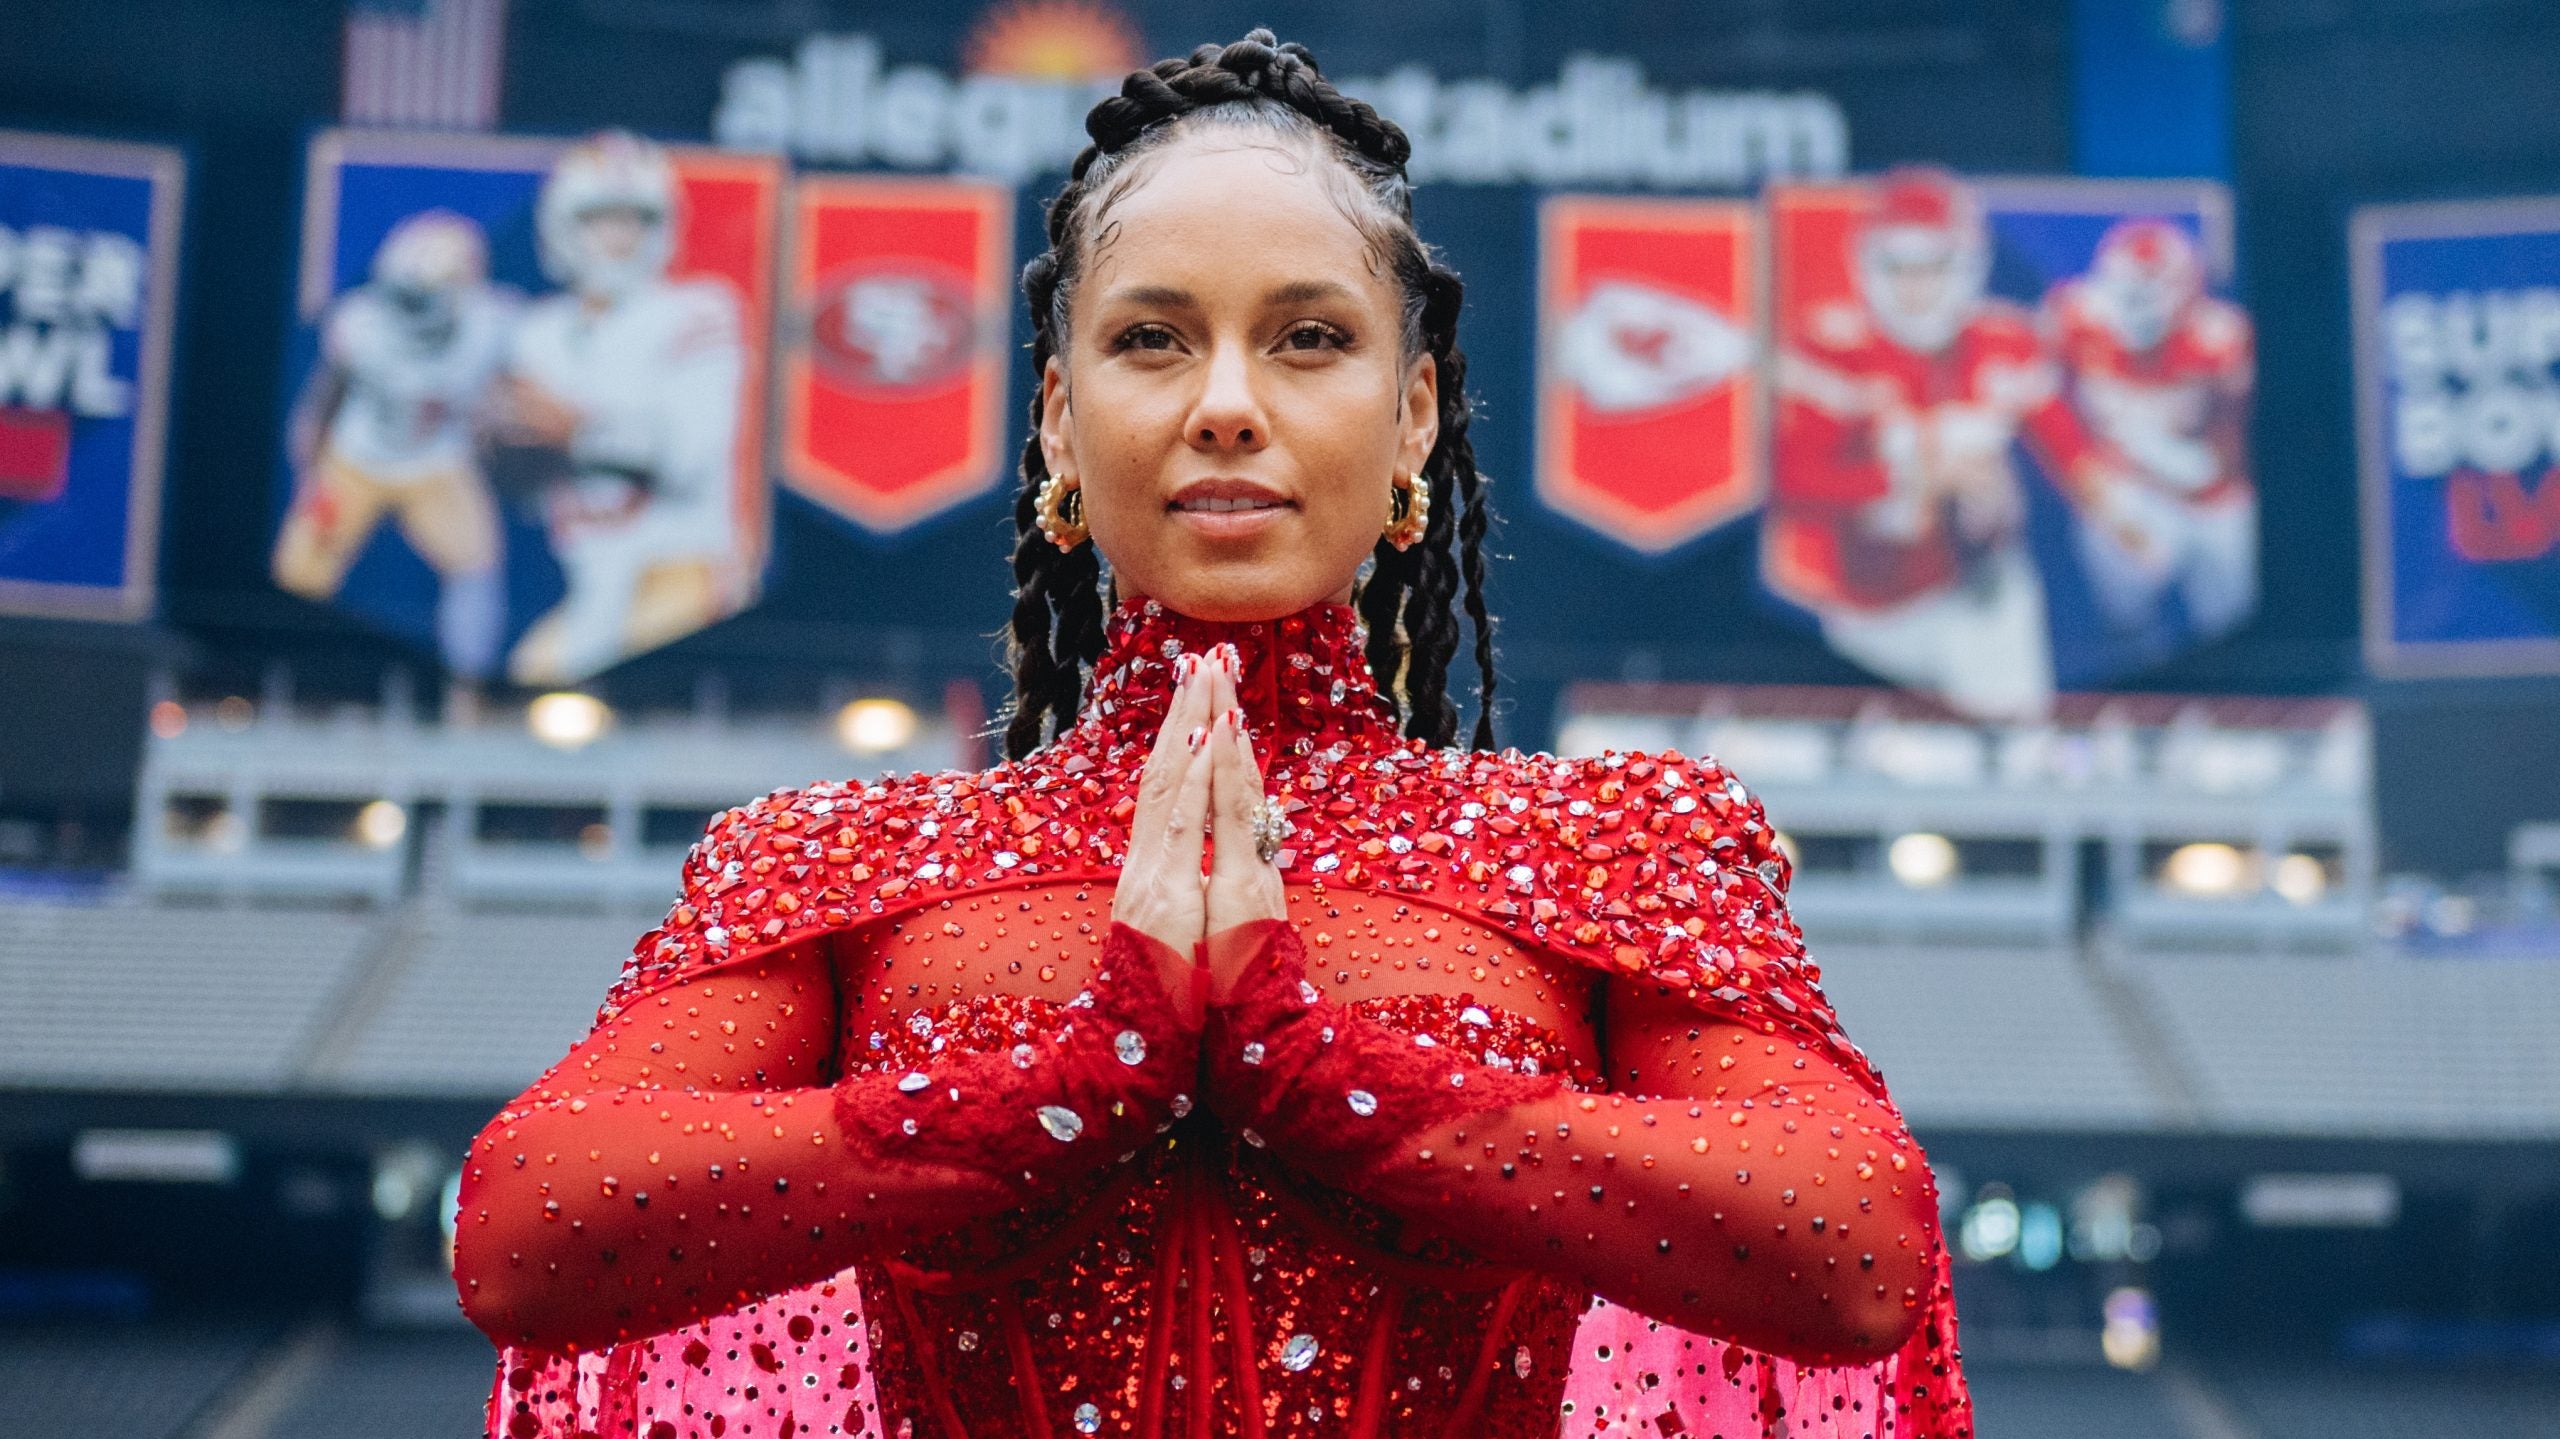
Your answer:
[1164,714,1215,875]
[1129,653,1202,839]
[1208,692,1266,878]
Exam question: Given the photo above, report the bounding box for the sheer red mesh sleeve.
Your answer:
[1199,918,1944,1369]
[453,922,1198,1354]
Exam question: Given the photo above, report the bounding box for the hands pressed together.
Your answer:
[1109,642,1290,1021]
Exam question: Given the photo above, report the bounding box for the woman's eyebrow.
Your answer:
[1265,279,1356,307]
[1097,283,1198,311]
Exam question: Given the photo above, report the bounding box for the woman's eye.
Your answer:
[1111,324,1178,353]
[1281,322,1350,352]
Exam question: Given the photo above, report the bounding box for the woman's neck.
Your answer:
[1068,593,1401,762]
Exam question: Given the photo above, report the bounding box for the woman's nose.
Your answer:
[1187,346,1266,451]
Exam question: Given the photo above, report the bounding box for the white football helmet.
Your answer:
[537,130,677,301]
[2085,218,2205,353]
[371,209,487,343]
[1853,167,1990,354]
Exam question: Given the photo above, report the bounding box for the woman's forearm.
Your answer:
[456,923,1199,1352]
[455,1074,1016,1352]
[1200,919,1942,1366]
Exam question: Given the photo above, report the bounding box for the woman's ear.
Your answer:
[1398,352,1440,478]
[1038,355,1073,478]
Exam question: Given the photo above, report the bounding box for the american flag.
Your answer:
[341,0,509,129]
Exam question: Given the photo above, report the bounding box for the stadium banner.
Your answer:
[1762,171,2249,720]
[0,130,184,623]
[2352,197,2560,678]
[278,128,779,685]
[778,174,1013,534]
[1535,195,1761,553]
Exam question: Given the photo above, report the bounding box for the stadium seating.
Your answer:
[0,900,379,1091]
[0,1319,280,1438]
[2209,1359,2560,1439]
[2129,952,2560,1136]
[1804,942,2175,1130]
[312,906,646,1096]
[265,1329,497,1439]
[1959,1359,2190,1438]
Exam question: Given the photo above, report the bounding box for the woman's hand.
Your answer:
[1110,646,1222,1014]
[1203,655,1289,1004]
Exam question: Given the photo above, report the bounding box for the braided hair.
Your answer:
[1001,30,1499,761]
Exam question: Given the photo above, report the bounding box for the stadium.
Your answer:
[4,1,2559,1436]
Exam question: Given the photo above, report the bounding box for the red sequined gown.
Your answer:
[455,598,1972,1439]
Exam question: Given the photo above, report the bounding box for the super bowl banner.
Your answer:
[279,129,779,685]
[2352,198,2560,678]
[0,131,183,622]
[1762,171,2251,719]
[780,175,1012,533]
[1537,197,1761,552]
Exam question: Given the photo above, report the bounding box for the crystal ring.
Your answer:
[1246,797,1292,865]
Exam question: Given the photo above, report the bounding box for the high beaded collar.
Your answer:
[1067,596,1404,762]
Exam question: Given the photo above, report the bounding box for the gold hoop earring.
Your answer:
[1384,473,1431,550]
[1035,471,1088,551]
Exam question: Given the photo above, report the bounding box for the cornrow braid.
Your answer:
[1000,29,1499,759]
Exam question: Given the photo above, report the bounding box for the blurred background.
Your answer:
[3,0,2559,1434]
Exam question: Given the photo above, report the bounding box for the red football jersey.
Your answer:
[1770,298,2099,611]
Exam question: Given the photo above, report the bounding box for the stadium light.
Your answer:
[1888,832,1959,888]
[2101,1287,2160,1370]
[355,799,407,849]
[2162,841,2253,897]
[1958,1190,2020,1261]
[2272,852,2329,905]
[214,696,254,731]
[528,691,611,749]
[148,700,187,739]
[2018,1202,2065,1271]
[836,696,919,754]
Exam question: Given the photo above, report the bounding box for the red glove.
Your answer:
[1198,918,1945,1366]
[456,922,1198,1353]
[832,921,1201,1198]
[1199,917,1562,1179]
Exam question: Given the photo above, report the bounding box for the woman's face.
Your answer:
[1040,132,1438,622]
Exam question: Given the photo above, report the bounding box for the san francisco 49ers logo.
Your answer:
[807,262,981,396]
[780,175,1013,534]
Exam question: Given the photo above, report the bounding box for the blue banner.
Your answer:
[2354,198,2560,678]
[0,131,183,622]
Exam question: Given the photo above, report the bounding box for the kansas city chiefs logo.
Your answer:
[1552,279,1754,413]
[810,264,978,394]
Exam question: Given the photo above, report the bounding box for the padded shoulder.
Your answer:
[1380,745,1879,1086]
[595,760,1115,1021]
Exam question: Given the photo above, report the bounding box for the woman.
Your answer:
[455,33,1971,1439]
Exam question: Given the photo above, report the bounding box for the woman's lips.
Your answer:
[1169,481,1292,540]
[1171,499,1291,540]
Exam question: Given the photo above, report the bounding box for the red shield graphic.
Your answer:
[1536,197,1762,553]
[782,176,1013,533]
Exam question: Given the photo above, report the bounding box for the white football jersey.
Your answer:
[321,285,512,480]
[507,276,746,556]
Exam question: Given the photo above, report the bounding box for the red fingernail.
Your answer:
[1187,726,1204,750]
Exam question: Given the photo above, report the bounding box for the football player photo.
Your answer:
[492,132,752,687]
[1769,169,2117,720]
[2044,217,2258,645]
[272,210,512,679]
[280,130,777,684]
